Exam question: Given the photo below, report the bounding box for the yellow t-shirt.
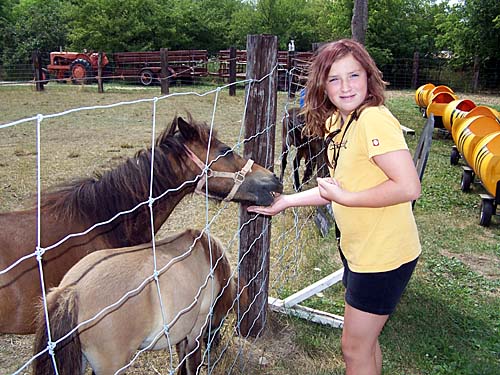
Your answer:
[325,106,421,272]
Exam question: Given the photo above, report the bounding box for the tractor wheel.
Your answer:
[140,69,155,86]
[70,58,93,84]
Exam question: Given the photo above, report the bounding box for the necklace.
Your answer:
[326,113,356,169]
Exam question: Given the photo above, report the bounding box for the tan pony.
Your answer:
[0,115,282,334]
[33,229,242,375]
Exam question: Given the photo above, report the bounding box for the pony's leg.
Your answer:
[175,338,201,375]
[185,344,202,375]
[302,153,314,186]
[204,327,221,348]
[280,148,288,182]
[176,339,188,375]
[293,153,302,192]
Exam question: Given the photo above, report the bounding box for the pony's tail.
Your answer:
[33,286,82,375]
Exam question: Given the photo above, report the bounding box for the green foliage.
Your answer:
[64,0,175,52]
[436,0,500,67]
[1,0,499,79]
[2,0,68,66]
[367,0,444,61]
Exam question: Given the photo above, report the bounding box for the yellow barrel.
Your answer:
[472,131,500,198]
[452,105,500,134]
[415,83,435,107]
[453,116,500,168]
[464,105,500,121]
[442,99,476,132]
[426,91,459,118]
[428,85,455,104]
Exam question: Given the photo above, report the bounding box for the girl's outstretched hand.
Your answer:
[247,193,288,216]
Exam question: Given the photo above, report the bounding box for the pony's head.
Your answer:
[164,115,282,206]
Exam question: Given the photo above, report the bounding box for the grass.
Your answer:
[0,83,499,374]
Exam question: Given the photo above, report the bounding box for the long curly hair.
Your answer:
[302,39,387,137]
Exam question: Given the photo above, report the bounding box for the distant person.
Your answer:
[248,39,421,374]
[299,87,306,108]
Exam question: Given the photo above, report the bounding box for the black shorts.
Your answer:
[340,251,418,315]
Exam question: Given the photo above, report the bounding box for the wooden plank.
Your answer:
[401,125,415,135]
[268,297,344,328]
[479,193,495,200]
[281,268,344,308]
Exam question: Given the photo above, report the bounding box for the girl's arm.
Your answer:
[247,186,331,216]
[317,149,421,208]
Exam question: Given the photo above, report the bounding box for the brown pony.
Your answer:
[280,107,328,191]
[0,115,282,334]
[33,229,241,375]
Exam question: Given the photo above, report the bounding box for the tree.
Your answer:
[351,0,368,44]
[366,0,441,64]
[2,0,68,67]
[0,0,16,65]
[436,0,500,65]
[0,0,497,79]
[64,0,176,52]
[170,0,249,53]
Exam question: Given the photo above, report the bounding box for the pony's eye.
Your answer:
[220,147,233,157]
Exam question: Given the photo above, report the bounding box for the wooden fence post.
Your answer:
[472,56,480,93]
[412,51,419,90]
[229,46,237,96]
[97,51,104,93]
[32,50,44,91]
[238,34,278,338]
[160,48,170,95]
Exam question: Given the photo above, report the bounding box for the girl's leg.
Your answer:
[341,302,389,375]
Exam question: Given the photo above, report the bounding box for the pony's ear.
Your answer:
[177,116,194,140]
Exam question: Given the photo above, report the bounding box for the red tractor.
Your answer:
[46,51,109,84]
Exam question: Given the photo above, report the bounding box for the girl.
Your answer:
[248,39,421,374]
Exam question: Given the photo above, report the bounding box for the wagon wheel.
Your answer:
[140,69,155,86]
[450,147,460,165]
[479,199,494,227]
[70,58,93,84]
[460,169,473,192]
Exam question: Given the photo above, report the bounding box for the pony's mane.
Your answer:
[38,115,215,247]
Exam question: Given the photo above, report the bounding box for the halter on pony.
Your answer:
[185,147,254,202]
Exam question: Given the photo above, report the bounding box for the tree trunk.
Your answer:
[351,0,368,44]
